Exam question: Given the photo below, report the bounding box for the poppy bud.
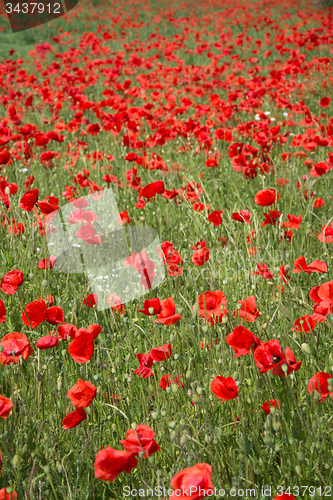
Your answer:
[313,390,321,401]
[131,422,137,431]
[56,461,63,473]
[148,384,154,392]
[152,412,159,420]
[180,434,188,446]
[169,430,177,442]
[202,325,209,333]
[148,307,155,315]
[43,465,50,474]
[204,434,211,444]
[148,456,155,465]
[281,363,288,373]
[193,303,199,315]
[4,186,10,195]
[42,280,48,287]
[192,394,201,404]
[222,316,228,324]
[186,370,193,379]
[295,465,302,475]
[168,420,177,429]
[284,265,290,272]
[301,343,311,354]
[171,383,178,393]
[22,444,28,455]
[161,410,166,416]
[169,334,175,342]
[296,451,305,463]
[12,455,19,468]
[197,387,202,395]
[57,375,62,392]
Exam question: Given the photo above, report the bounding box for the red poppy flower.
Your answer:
[160,374,183,391]
[19,189,39,212]
[292,257,327,275]
[170,463,214,500]
[36,333,59,350]
[261,210,281,227]
[107,294,125,314]
[197,290,228,325]
[83,294,98,308]
[139,181,164,199]
[254,189,280,206]
[191,241,209,266]
[0,332,33,365]
[87,324,102,340]
[136,352,154,368]
[62,407,87,429]
[272,494,296,500]
[261,399,281,415]
[254,339,286,375]
[120,425,160,457]
[58,323,79,340]
[0,269,24,295]
[313,197,325,209]
[0,301,6,324]
[254,340,300,377]
[76,223,96,242]
[282,214,302,229]
[226,325,260,357]
[279,265,290,284]
[319,96,331,108]
[134,366,154,378]
[38,256,57,270]
[231,210,251,224]
[310,161,329,178]
[252,263,274,279]
[68,379,97,408]
[293,315,316,333]
[208,210,223,226]
[0,488,17,499]
[0,395,13,418]
[161,241,183,277]
[318,222,333,243]
[37,196,59,215]
[232,295,260,323]
[94,447,137,482]
[68,330,94,364]
[211,376,238,402]
[150,343,172,362]
[45,306,64,325]
[22,300,47,328]
[138,298,161,316]
[155,297,181,325]
[308,372,333,402]
[117,210,132,225]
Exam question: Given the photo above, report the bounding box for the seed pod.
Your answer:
[301,343,311,354]
[180,434,188,446]
[57,375,62,392]
[148,307,155,315]
[296,451,305,463]
[169,430,177,442]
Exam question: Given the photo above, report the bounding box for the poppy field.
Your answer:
[0,0,333,498]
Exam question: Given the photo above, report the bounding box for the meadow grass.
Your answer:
[0,0,333,498]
